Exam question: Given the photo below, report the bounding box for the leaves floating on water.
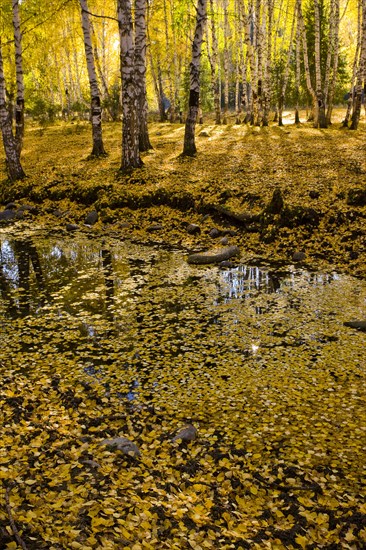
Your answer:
[0,233,365,548]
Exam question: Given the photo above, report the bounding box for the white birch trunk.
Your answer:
[244,3,257,124]
[234,0,242,123]
[170,0,181,122]
[254,0,263,125]
[0,40,25,181]
[12,0,24,156]
[295,12,301,123]
[325,0,340,124]
[117,0,142,170]
[297,0,318,123]
[208,0,221,124]
[262,0,274,126]
[351,0,366,130]
[223,0,230,124]
[182,0,208,156]
[278,9,296,126]
[79,0,106,157]
[314,0,327,127]
[343,0,361,126]
[135,0,152,151]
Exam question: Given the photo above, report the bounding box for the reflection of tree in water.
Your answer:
[0,263,17,317]
[220,265,340,303]
[0,238,46,317]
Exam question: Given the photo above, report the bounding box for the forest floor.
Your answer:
[1,108,366,277]
[1,110,366,549]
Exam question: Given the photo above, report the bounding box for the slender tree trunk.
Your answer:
[223,0,230,124]
[295,13,301,123]
[207,0,221,124]
[0,40,25,181]
[182,0,208,156]
[163,0,176,122]
[350,0,366,130]
[117,0,143,170]
[234,0,243,123]
[343,0,361,127]
[172,1,182,122]
[135,0,152,151]
[325,0,340,124]
[90,22,117,121]
[12,0,25,156]
[244,2,257,124]
[79,0,106,157]
[253,0,264,125]
[149,49,165,122]
[235,56,241,123]
[314,0,327,127]
[262,0,273,126]
[297,0,318,124]
[278,8,296,126]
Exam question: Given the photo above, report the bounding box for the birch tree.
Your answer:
[278,8,296,126]
[294,9,302,123]
[0,39,25,181]
[117,0,142,170]
[297,0,318,125]
[207,0,221,124]
[314,0,327,127]
[350,0,366,130]
[79,0,107,157]
[12,0,25,155]
[135,0,152,150]
[324,0,340,124]
[222,0,230,124]
[182,0,208,156]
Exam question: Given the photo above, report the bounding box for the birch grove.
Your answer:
[0,0,364,177]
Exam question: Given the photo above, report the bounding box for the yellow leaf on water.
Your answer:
[295,535,307,549]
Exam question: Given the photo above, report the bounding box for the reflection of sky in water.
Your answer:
[1,234,365,403]
[219,265,342,302]
[50,246,63,260]
[0,240,17,282]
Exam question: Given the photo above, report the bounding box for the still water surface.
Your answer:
[1,233,365,399]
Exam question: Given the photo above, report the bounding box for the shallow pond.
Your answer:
[1,230,366,548]
[1,231,365,395]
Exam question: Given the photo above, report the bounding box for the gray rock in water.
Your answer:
[147,223,163,232]
[172,425,198,443]
[120,222,132,229]
[220,260,236,268]
[0,210,16,222]
[208,227,222,238]
[344,320,366,332]
[85,210,99,226]
[186,223,201,235]
[100,436,141,457]
[66,223,79,232]
[82,459,101,469]
[292,250,306,262]
[220,236,229,246]
[18,204,37,213]
[188,245,240,265]
[53,209,64,219]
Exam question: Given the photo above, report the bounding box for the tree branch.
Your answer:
[81,7,118,23]
[5,484,28,550]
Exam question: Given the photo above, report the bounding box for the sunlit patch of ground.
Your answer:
[1,109,365,278]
